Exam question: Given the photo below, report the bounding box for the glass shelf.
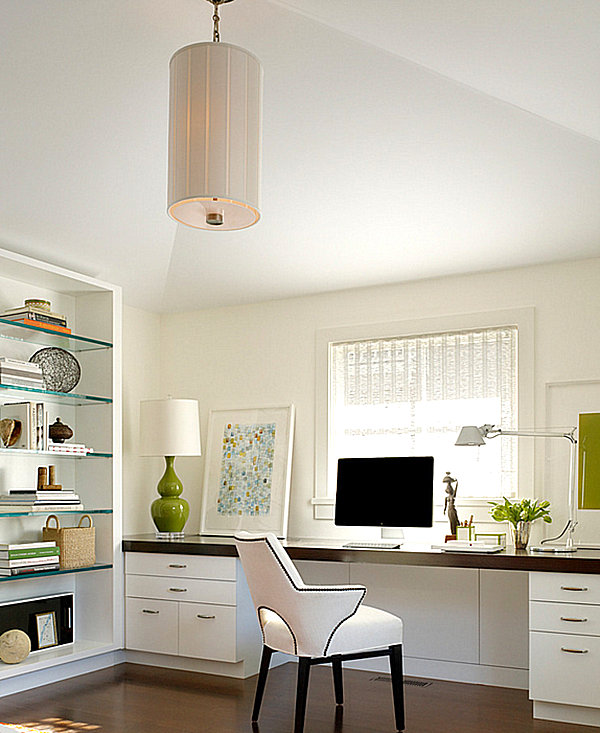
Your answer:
[0,508,112,517]
[0,318,112,352]
[0,563,113,582]
[0,448,112,458]
[0,382,111,405]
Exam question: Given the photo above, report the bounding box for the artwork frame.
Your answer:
[35,610,58,649]
[200,405,295,538]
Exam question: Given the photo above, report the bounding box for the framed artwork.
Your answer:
[200,405,295,538]
[35,611,58,649]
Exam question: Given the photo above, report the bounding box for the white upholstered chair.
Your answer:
[235,532,405,733]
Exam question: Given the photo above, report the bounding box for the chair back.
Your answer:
[235,531,304,612]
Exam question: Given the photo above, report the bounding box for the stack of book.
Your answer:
[0,541,60,576]
[0,488,83,513]
[0,358,44,390]
[47,443,91,455]
[0,401,48,450]
[0,305,71,334]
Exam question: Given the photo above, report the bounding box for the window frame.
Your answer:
[313,307,534,520]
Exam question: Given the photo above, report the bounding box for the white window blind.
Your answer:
[329,326,518,499]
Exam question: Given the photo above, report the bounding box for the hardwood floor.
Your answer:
[0,663,597,733]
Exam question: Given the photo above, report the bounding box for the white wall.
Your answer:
[123,258,600,543]
[122,305,161,534]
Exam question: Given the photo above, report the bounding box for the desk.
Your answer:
[122,535,600,727]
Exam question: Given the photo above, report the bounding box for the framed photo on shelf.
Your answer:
[35,610,58,649]
[200,405,295,538]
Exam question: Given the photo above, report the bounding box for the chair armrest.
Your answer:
[284,584,367,657]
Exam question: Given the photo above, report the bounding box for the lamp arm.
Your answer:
[484,425,578,549]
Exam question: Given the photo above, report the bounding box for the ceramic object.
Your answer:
[151,456,189,533]
[24,299,51,312]
[48,417,73,444]
[30,347,81,392]
[0,418,21,448]
[0,629,31,664]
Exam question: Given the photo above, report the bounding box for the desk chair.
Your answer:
[235,532,405,733]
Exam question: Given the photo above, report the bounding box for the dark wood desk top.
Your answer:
[122,534,600,574]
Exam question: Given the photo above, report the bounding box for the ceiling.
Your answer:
[1,0,599,312]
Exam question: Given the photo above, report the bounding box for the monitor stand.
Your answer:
[381,527,405,545]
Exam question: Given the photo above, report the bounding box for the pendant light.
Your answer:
[168,0,263,230]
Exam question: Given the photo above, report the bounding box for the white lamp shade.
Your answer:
[455,425,486,446]
[168,42,263,231]
[140,399,201,456]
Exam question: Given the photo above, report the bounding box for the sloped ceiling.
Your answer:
[1,0,599,312]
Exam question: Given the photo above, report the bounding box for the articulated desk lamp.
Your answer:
[455,424,577,552]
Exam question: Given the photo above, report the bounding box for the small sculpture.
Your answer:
[49,417,73,444]
[0,418,21,448]
[443,472,460,536]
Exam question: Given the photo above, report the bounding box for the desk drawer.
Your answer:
[126,597,178,655]
[126,574,236,605]
[530,631,600,707]
[530,601,600,636]
[179,602,238,662]
[530,572,600,604]
[126,552,236,580]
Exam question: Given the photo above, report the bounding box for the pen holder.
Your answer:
[456,524,476,541]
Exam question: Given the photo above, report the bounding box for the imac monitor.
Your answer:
[335,456,434,548]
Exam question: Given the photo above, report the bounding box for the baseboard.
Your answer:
[123,650,258,679]
[534,701,600,727]
[330,655,528,689]
[0,650,125,698]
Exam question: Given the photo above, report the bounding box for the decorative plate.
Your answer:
[30,347,81,393]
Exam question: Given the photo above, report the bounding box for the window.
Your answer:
[326,326,518,500]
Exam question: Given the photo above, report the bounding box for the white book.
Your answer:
[0,541,57,550]
[0,555,60,568]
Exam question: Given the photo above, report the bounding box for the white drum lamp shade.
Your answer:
[140,399,201,457]
[168,41,263,231]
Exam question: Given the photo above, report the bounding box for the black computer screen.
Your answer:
[334,456,434,528]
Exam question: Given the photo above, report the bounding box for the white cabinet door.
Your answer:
[179,602,238,662]
[126,597,178,655]
[530,631,600,708]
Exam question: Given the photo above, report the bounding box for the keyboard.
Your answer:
[344,542,401,550]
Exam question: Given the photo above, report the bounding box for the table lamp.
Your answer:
[456,423,577,552]
[140,398,201,538]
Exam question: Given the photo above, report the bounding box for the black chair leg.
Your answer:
[252,645,273,722]
[294,657,312,733]
[389,644,405,732]
[332,655,343,705]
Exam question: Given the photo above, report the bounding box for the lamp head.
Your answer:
[455,424,496,446]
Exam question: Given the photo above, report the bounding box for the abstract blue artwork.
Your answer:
[217,422,276,515]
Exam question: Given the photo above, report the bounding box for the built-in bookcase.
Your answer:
[0,247,122,694]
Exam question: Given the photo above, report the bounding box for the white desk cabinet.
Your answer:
[125,552,260,678]
[530,571,600,727]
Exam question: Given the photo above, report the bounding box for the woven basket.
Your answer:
[42,514,95,569]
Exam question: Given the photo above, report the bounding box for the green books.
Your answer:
[0,546,59,559]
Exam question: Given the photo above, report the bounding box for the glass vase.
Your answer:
[512,521,532,550]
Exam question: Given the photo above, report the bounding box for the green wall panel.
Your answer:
[578,412,600,509]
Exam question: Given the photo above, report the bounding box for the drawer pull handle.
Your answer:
[168,563,187,569]
[168,587,188,593]
[197,614,216,620]
[142,609,159,615]
[560,586,589,592]
[561,647,589,654]
[560,617,588,623]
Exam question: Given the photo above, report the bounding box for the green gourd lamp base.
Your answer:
[151,455,189,536]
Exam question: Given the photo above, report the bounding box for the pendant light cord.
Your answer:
[212,2,221,42]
